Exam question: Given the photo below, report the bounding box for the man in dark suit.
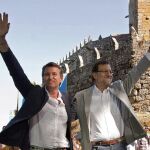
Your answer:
[0,13,72,150]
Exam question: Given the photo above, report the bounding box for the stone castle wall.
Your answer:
[60,33,150,113]
[60,0,150,130]
[64,34,131,96]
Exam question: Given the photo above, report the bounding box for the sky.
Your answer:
[0,0,129,130]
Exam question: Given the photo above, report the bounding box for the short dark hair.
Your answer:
[92,60,110,73]
[42,62,63,77]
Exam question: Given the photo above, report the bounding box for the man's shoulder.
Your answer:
[75,86,93,97]
[30,84,43,91]
[110,80,125,93]
[111,80,123,87]
[26,85,44,98]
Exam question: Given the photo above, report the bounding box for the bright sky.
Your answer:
[0,0,129,130]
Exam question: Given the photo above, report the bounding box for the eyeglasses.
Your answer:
[97,70,113,74]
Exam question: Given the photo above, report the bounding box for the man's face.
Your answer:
[42,66,63,90]
[92,64,113,88]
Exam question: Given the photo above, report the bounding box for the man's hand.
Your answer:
[71,120,82,150]
[0,13,9,37]
[71,119,80,137]
[134,137,150,150]
[0,12,10,52]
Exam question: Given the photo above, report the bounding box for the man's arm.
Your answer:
[123,48,150,95]
[0,13,33,98]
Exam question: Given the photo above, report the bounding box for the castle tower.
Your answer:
[129,0,150,41]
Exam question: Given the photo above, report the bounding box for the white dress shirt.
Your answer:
[29,90,69,149]
[90,85,124,141]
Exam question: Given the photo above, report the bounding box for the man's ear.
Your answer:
[92,72,97,80]
[61,75,63,80]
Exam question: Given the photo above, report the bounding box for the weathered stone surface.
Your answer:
[136,96,143,102]
[139,89,149,95]
[135,83,142,89]
[132,89,138,96]
[146,95,150,100]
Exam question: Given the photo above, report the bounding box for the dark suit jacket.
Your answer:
[0,49,72,150]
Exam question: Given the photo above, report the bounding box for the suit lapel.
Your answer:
[84,86,93,124]
[109,82,135,119]
[61,93,70,118]
[109,82,131,108]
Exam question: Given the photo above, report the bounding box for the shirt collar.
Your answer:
[93,85,110,94]
[45,87,63,103]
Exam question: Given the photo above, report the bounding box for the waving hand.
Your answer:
[0,12,10,52]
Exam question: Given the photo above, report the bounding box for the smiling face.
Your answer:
[92,64,113,90]
[42,66,63,90]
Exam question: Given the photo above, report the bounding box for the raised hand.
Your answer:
[0,12,9,52]
[0,12,10,37]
